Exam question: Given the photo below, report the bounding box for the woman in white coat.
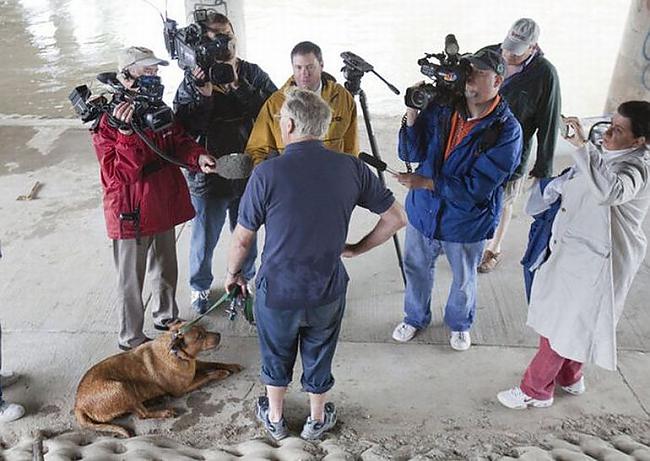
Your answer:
[498,101,650,409]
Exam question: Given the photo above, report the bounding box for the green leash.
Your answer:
[178,287,254,336]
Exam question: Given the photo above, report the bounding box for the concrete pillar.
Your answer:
[605,0,650,111]
[183,0,246,58]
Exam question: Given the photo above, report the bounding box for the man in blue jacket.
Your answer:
[392,47,522,350]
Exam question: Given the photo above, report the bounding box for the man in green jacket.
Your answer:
[478,18,561,273]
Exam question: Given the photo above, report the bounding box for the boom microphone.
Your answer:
[359,152,399,175]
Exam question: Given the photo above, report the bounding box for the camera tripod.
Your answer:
[341,52,406,286]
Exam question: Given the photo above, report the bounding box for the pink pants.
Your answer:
[520,336,583,400]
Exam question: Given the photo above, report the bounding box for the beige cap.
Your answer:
[502,18,540,55]
[117,46,169,72]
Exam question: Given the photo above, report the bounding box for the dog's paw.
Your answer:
[208,369,231,380]
[160,408,176,418]
[225,363,244,374]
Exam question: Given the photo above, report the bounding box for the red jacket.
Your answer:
[92,115,205,239]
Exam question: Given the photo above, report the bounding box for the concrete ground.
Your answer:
[1,115,650,459]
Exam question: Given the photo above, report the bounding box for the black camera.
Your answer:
[68,72,173,132]
[405,34,471,110]
[164,9,236,85]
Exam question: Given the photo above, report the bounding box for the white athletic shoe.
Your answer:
[450,331,471,351]
[0,402,25,423]
[497,386,553,409]
[561,376,586,395]
[392,322,417,342]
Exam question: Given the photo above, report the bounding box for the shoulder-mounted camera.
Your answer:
[68,72,173,132]
[405,34,471,110]
[163,8,236,86]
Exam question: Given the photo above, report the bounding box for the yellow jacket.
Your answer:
[246,74,359,165]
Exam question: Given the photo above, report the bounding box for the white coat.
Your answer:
[527,143,650,370]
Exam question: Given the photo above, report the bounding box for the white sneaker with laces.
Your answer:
[450,331,471,351]
[497,386,553,409]
[0,370,19,388]
[392,322,417,342]
[0,402,25,423]
[561,376,586,395]
[191,289,211,314]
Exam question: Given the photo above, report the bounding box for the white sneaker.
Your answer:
[561,376,586,395]
[450,331,471,351]
[191,289,211,314]
[0,402,25,423]
[497,386,553,409]
[392,322,417,342]
[0,370,19,388]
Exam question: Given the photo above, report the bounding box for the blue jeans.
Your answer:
[254,279,346,394]
[189,194,257,291]
[403,223,485,332]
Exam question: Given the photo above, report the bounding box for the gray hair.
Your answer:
[281,87,332,139]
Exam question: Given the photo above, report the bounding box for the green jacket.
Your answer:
[497,46,561,179]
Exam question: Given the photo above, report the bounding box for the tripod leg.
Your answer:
[357,89,406,288]
[392,234,406,285]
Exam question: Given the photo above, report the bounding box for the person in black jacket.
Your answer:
[478,18,561,273]
[174,12,277,313]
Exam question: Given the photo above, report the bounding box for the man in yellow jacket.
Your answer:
[246,41,359,164]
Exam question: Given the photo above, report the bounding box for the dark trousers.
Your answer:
[254,281,346,394]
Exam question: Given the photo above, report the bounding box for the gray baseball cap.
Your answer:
[466,47,507,77]
[117,46,169,72]
[502,18,540,55]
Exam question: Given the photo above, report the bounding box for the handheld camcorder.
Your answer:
[68,72,173,132]
[164,8,236,85]
[405,34,471,110]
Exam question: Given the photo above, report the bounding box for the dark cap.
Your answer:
[466,47,506,77]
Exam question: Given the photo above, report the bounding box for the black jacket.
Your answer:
[494,45,561,179]
[173,59,277,197]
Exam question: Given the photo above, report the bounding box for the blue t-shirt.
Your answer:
[239,140,395,309]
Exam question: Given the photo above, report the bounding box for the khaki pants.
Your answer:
[112,229,179,348]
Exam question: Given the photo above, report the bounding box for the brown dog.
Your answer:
[74,322,242,437]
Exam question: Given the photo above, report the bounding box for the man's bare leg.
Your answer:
[308,391,327,422]
[267,385,287,422]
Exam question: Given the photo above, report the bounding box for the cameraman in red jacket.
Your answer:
[92,46,217,350]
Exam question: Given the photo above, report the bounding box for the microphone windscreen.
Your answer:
[359,152,387,172]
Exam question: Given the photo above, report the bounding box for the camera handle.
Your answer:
[340,52,406,286]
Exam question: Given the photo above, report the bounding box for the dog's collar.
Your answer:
[169,332,197,361]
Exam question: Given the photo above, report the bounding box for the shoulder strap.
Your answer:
[475,115,506,155]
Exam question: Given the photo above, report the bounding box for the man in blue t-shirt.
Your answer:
[225,88,405,441]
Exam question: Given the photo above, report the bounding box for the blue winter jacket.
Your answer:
[398,99,522,242]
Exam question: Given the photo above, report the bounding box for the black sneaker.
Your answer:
[300,402,337,440]
[255,396,289,441]
[118,336,152,351]
[154,318,183,331]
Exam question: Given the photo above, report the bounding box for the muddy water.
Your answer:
[0,0,628,119]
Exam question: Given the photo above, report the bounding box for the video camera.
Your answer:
[163,8,236,85]
[68,72,173,132]
[405,34,471,110]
